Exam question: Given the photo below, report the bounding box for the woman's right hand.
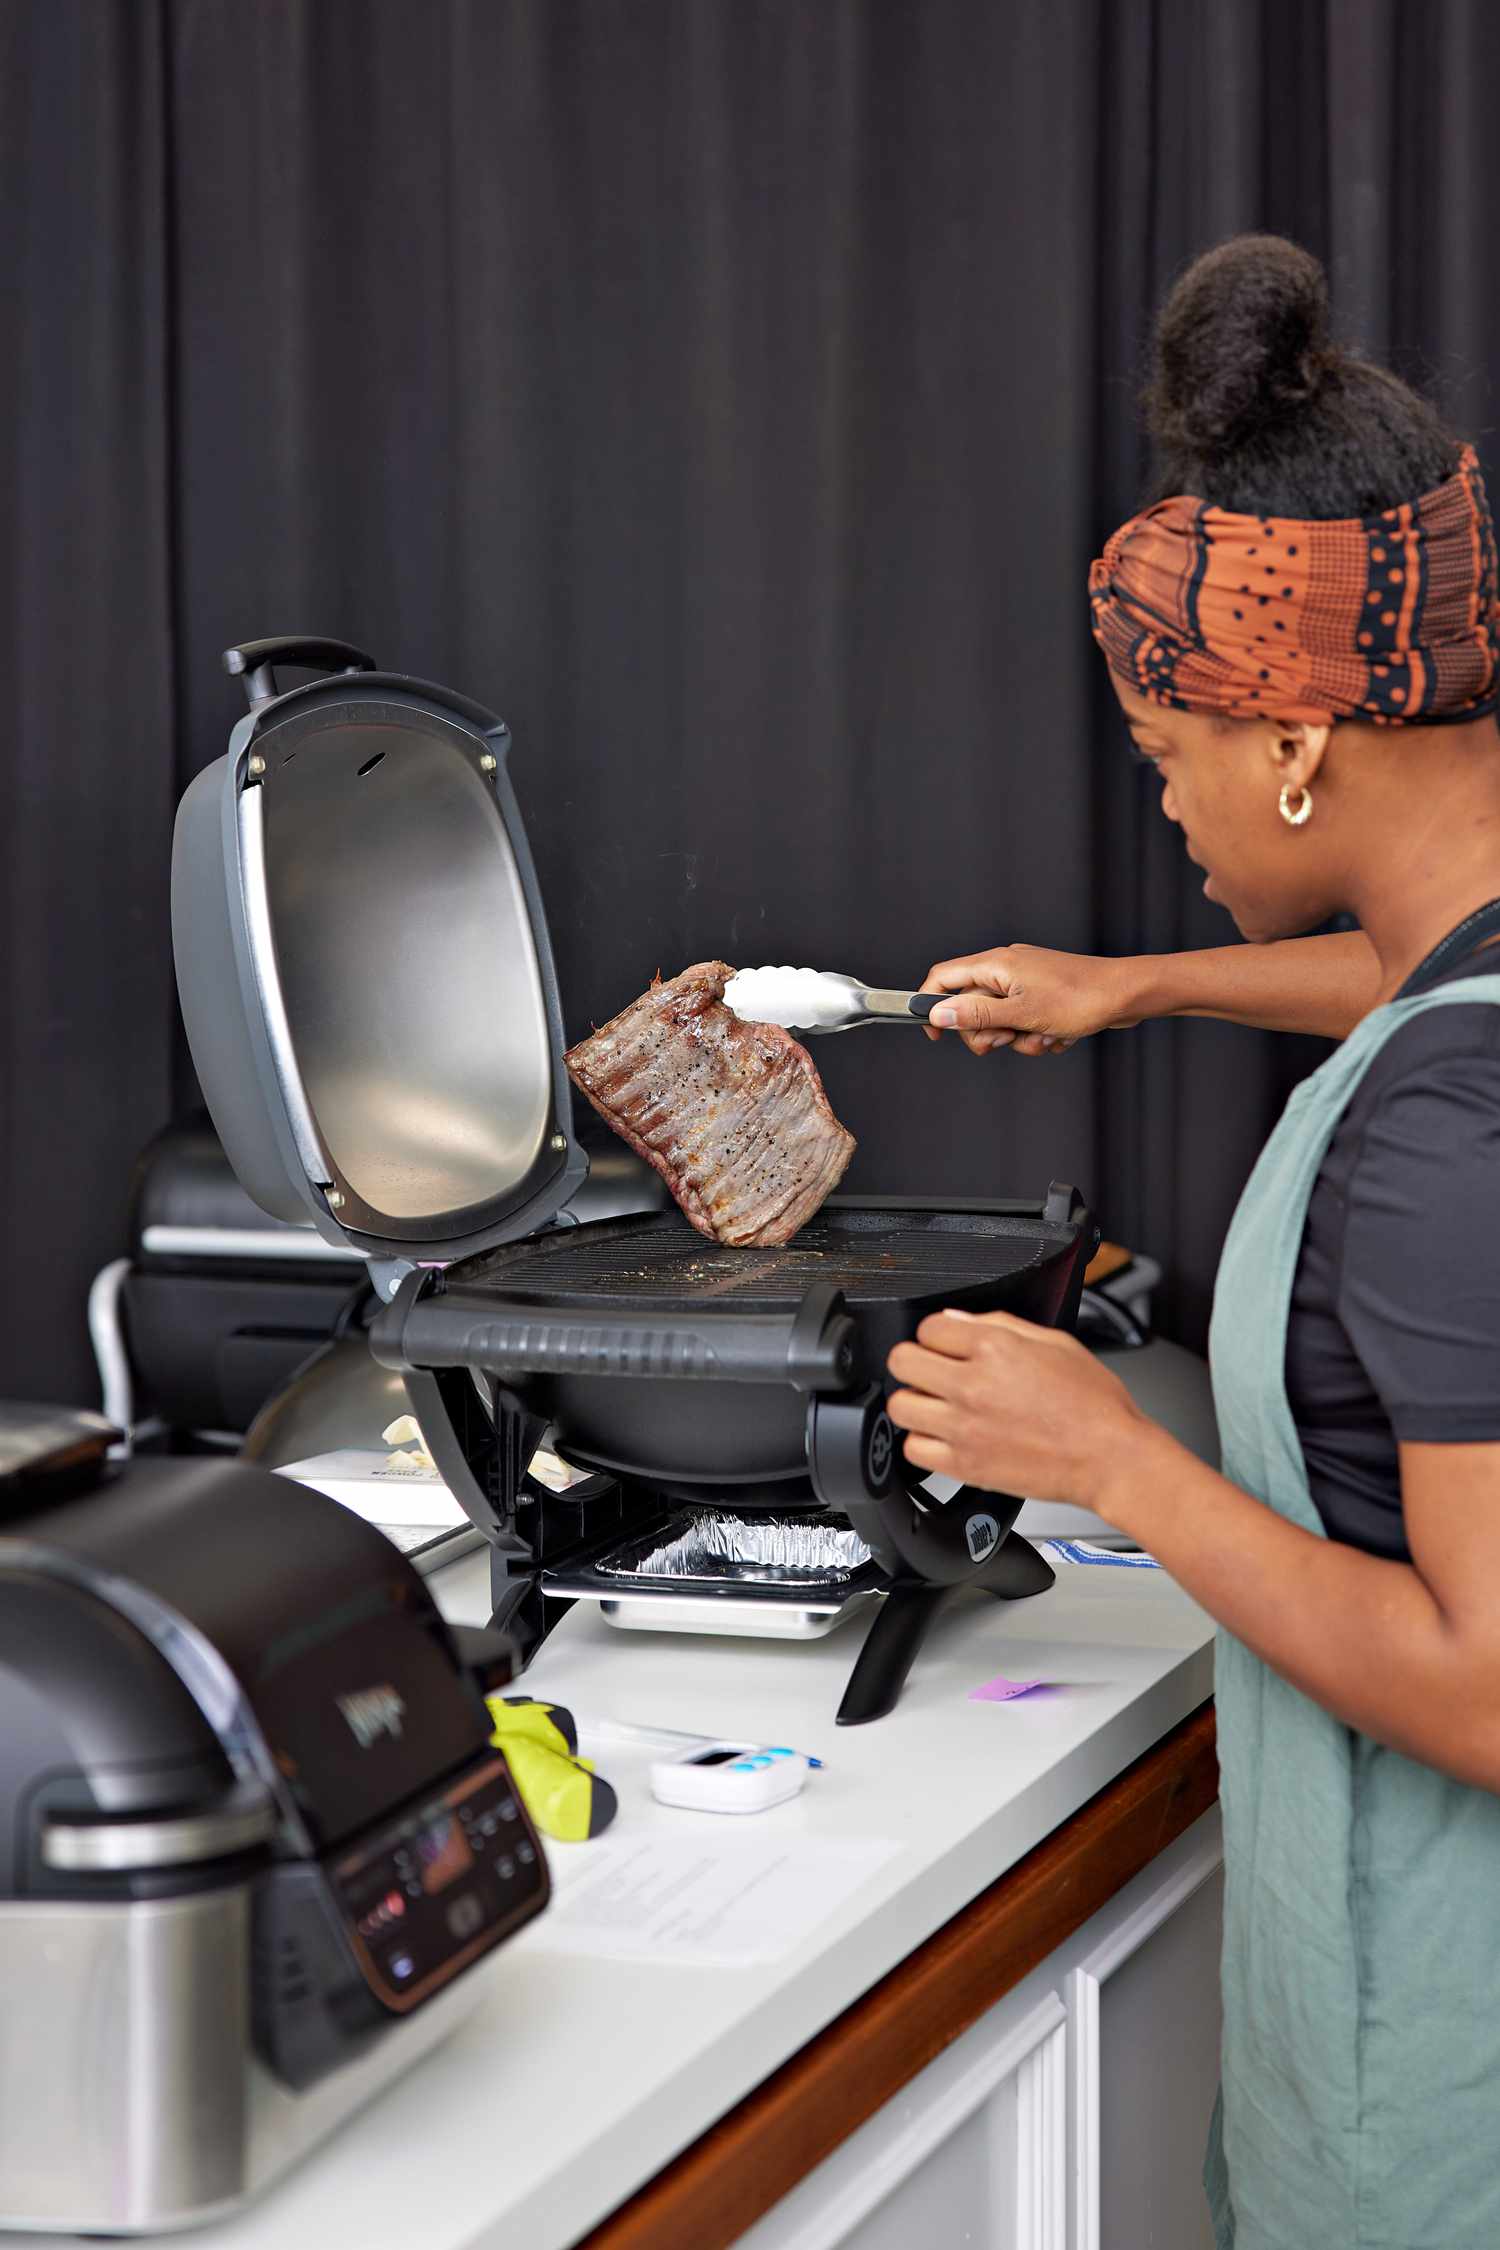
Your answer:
[919,944,1144,1057]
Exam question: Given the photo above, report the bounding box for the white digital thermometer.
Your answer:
[649,1740,812,1814]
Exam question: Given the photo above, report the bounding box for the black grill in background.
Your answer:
[451,1205,1049,1309]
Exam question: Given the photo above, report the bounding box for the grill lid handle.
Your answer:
[41,1778,277,1875]
[374,1275,863,1392]
[223,636,377,710]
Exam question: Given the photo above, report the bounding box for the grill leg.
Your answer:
[488,1558,569,1669]
[835,1531,1055,1725]
[836,1580,951,1726]
[977,1527,1055,1599]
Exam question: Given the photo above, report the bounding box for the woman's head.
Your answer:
[1091,235,1500,945]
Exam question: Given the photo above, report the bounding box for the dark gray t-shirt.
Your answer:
[1285,926,1500,1561]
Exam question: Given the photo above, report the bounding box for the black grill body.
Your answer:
[173,637,1099,1726]
[373,1191,1096,1724]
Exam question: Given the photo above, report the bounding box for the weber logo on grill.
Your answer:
[338,1686,406,1749]
[965,1513,1000,1564]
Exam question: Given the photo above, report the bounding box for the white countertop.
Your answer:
[22,1554,1213,2250]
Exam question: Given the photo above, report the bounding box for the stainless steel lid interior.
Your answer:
[172,639,584,1264]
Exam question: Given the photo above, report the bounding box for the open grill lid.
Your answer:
[172,638,585,1266]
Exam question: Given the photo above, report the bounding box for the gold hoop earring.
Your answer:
[1279,784,1313,828]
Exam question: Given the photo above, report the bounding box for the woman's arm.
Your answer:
[921,929,1381,1055]
[887,1313,1500,1793]
[1131,929,1381,1035]
[1096,1422,1500,1791]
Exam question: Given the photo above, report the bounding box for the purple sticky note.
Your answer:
[969,1673,1044,1702]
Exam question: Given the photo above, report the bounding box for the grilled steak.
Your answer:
[565,961,857,1246]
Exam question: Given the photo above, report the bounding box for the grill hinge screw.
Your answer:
[246,754,266,779]
[480,753,498,774]
[326,1189,345,1211]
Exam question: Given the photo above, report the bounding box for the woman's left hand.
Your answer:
[887,1309,1151,1518]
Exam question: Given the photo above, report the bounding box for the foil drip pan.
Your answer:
[543,1506,889,1640]
[603,1509,875,1588]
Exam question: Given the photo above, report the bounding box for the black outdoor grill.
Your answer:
[173,638,1097,1724]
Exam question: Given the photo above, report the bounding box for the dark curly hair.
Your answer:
[1145,235,1461,519]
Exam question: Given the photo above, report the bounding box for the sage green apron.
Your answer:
[1204,973,1500,2250]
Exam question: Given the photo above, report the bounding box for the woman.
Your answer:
[888,234,1500,2250]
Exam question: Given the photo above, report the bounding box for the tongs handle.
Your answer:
[861,989,939,1022]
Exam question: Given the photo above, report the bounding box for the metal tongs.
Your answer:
[722,966,940,1034]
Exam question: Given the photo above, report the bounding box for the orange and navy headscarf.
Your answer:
[1089,444,1500,725]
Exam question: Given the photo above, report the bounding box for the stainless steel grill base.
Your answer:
[0,1890,490,2235]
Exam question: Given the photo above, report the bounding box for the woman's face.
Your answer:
[1114,679,1336,943]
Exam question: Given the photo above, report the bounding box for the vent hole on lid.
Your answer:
[356,751,386,777]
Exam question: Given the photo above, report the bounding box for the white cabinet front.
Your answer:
[735,1810,1223,2250]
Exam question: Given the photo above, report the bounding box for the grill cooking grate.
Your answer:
[453,1206,1049,1308]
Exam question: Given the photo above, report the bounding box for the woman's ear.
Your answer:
[1267,719,1332,793]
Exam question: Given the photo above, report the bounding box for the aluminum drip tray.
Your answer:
[543,1507,889,1641]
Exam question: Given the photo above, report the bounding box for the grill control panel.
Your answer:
[332,1752,547,2011]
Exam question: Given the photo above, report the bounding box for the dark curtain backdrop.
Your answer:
[6,0,1500,1402]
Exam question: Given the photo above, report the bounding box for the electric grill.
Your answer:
[173,637,1097,1726]
[0,1404,547,2234]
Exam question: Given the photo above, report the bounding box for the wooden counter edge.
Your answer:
[578,1698,1218,2250]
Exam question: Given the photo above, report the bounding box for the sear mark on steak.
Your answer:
[565,961,857,1247]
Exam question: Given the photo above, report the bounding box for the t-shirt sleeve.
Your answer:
[1339,1045,1500,1441]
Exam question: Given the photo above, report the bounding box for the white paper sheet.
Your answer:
[529,1833,903,1965]
[274,1449,465,1527]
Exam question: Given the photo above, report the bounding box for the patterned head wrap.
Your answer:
[1089,444,1500,725]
